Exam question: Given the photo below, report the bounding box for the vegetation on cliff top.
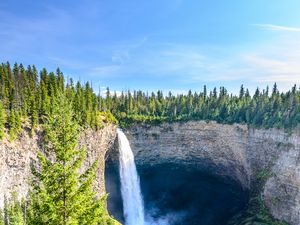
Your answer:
[0,62,300,139]
[0,62,118,141]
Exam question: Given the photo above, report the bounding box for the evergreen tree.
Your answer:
[29,98,38,134]
[28,93,116,225]
[9,110,20,141]
[0,101,6,139]
[239,85,245,99]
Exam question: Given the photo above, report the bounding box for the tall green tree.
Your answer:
[28,93,116,225]
[0,101,6,139]
[9,110,21,141]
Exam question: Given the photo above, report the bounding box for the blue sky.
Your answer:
[1,0,300,94]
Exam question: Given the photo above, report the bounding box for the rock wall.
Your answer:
[1,120,300,224]
[124,121,300,225]
[0,124,117,207]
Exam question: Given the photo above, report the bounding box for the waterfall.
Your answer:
[117,128,145,225]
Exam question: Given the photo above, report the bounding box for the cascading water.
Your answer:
[117,128,145,225]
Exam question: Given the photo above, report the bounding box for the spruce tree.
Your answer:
[9,110,17,141]
[29,95,38,135]
[29,93,117,225]
[0,101,6,139]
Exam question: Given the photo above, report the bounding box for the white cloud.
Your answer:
[39,16,300,93]
[242,54,300,82]
[254,24,300,32]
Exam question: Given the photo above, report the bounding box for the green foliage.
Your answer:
[8,110,21,141]
[256,169,273,180]
[108,84,300,130]
[28,93,116,225]
[98,111,118,124]
[3,193,26,225]
[0,101,6,139]
[2,62,300,131]
[0,209,4,225]
[231,195,289,225]
[0,62,119,132]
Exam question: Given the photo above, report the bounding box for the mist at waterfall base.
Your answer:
[105,129,247,225]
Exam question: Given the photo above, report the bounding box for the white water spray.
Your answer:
[117,128,145,225]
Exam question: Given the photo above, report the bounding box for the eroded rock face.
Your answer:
[263,149,300,224]
[124,121,300,225]
[2,121,300,225]
[0,131,40,207]
[0,124,117,207]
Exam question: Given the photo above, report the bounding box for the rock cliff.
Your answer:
[0,124,117,207]
[1,121,300,225]
[124,121,300,225]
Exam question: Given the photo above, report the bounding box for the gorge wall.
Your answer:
[121,121,300,225]
[1,121,300,224]
[0,124,117,207]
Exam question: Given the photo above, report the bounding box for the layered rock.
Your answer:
[0,124,117,207]
[1,120,300,225]
[124,121,300,225]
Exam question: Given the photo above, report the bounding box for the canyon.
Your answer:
[1,121,300,224]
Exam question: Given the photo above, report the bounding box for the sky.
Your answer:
[1,0,300,95]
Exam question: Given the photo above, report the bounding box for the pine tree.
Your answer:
[0,101,6,139]
[239,85,245,99]
[28,93,116,225]
[29,96,38,134]
[39,81,50,116]
[9,110,20,141]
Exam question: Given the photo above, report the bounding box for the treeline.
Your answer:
[0,62,116,140]
[1,62,300,136]
[109,84,300,130]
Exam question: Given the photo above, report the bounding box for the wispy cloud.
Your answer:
[254,24,300,32]
[88,65,120,77]
[86,37,300,92]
